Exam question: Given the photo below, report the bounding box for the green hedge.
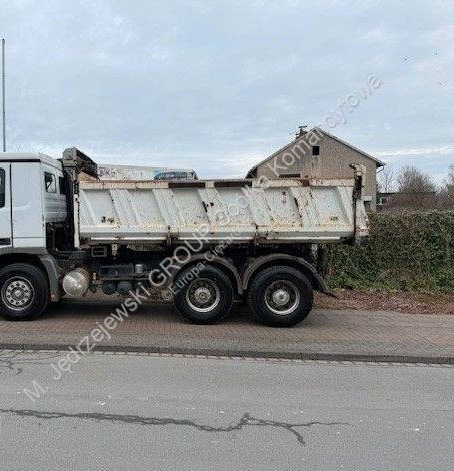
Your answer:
[326,211,454,293]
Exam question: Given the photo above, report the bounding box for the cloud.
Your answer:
[376,145,454,158]
[0,0,452,180]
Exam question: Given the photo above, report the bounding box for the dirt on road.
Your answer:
[316,290,454,315]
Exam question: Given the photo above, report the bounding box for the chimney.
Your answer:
[295,125,307,139]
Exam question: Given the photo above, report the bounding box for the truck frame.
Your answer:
[0,148,368,327]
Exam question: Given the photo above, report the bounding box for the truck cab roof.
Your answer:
[0,152,63,171]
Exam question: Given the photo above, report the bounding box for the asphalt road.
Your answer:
[0,351,452,470]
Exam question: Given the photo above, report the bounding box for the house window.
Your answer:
[44,172,57,193]
[312,145,320,156]
[59,176,67,195]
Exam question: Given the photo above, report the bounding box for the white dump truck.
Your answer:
[0,148,368,327]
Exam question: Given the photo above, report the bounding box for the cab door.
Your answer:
[0,163,12,248]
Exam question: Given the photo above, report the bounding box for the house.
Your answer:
[377,192,394,209]
[246,126,385,210]
[377,191,437,210]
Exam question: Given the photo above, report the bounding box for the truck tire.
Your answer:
[247,266,313,327]
[173,265,233,324]
[0,263,50,321]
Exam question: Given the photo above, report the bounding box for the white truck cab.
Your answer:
[0,153,67,319]
[0,153,66,252]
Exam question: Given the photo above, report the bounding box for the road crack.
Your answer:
[0,408,351,444]
[0,352,60,376]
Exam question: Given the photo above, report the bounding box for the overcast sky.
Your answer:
[1,0,453,183]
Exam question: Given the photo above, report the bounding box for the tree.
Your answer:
[391,166,437,209]
[378,165,394,192]
[397,166,436,193]
[439,164,454,208]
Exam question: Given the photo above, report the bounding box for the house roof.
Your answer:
[246,126,385,177]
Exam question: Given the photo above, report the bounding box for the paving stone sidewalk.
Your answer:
[0,299,452,363]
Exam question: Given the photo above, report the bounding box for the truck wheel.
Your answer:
[173,265,233,324]
[0,263,50,321]
[247,266,313,327]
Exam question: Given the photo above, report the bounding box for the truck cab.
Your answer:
[0,153,67,251]
[0,153,67,320]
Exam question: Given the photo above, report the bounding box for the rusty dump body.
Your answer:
[75,172,368,248]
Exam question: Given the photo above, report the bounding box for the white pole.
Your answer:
[1,39,5,152]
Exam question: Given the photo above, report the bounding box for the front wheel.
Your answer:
[0,263,50,321]
[247,266,313,327]
[173,265,233,324]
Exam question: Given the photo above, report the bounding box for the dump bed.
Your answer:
[75,175,368,247]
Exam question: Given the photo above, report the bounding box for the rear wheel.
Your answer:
[247,266,313,327]
[173,265,233,324]
[0,263,49,321]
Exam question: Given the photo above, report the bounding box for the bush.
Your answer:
[326,210,454,293]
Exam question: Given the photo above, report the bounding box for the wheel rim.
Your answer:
[186,278,221,313]
[1,276,35,311]
[264,280,300,315]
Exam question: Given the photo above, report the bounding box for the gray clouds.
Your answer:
[1,0,453,180]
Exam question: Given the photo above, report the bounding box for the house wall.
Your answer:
[255,133,378,210]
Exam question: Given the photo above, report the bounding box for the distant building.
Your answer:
[377,192,394,209]
[98,164,197,181]
[377,191,437,210]
[246,126,384,210]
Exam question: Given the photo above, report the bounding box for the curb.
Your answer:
[0,342,453,365]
